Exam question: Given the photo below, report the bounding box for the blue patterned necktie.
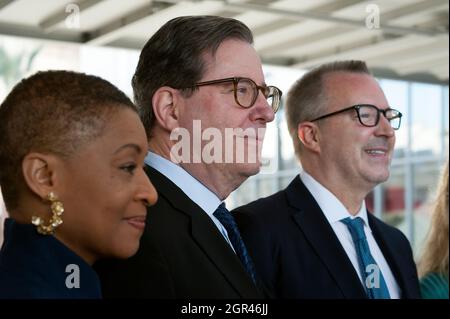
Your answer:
[341,217,391,299]
[213,203,257,284]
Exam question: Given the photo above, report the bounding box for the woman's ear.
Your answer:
[22,153,61,200]
[152,86,182,132]
[297,122,321,154]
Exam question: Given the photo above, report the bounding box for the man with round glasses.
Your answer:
[95,16,280,298]
[234,60,421,299]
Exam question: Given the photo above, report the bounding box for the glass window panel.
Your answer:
[411,83,442,156]
[257,177,277,199]
[409,162,441,254]
[260,119,277,172]
[228,177,256,209]
[280,175,296,190]
[381,161,443,255]
[379,164,406,230]
[380,79,408,158]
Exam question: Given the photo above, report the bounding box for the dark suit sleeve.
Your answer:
[94,229,176,298]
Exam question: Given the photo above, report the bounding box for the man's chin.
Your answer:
[371,171,390,185]
[238,162,261,178]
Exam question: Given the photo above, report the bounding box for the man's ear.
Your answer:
[152,86,182,132]
[297,122,321,154]
[22,152,61,200]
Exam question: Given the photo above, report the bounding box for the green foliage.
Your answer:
[0,45,40,88]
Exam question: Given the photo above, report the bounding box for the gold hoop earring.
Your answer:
[31,192,64,235]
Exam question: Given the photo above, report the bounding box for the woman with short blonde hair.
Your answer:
[419,161,449,299]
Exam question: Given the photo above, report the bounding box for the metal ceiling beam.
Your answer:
[0,21,85,43]
[367,40,449,67]
[429,67,449,81]
[380,0,448,22]
[84,1,174,45]
[291,34,443,69]
[278,29,386,60]
[370,68,448,85]
[396,56,449,75]
[223,1,447,37]
[259,25,354,55]
[39,0,104,32]
[250,0,362,37]
[251,0,362,52]
[255,0,448,55]
[84,0,228,45]
[0,0,15,11]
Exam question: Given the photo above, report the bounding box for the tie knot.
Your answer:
[213,203,236,229]
[213,203,231,220]
[214,202,228,216]
[341,217,366,241]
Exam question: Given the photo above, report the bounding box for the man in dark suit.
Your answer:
[234,60,421,299]
[95,16,282,298]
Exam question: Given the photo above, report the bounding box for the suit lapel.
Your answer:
[146,166,258,298]
[189,214,260,298]
[286,177,367,298]
[368,214,412,298]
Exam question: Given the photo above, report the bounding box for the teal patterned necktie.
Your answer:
[341,217,391,299]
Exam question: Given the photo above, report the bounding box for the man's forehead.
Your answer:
[201,39,263,79]
[323,72,386,105]
[324,72,387,101]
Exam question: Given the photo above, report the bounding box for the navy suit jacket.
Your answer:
[233,176,421,299]
[0,219,101,299]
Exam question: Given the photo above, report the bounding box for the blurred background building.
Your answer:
[0,0,448,257]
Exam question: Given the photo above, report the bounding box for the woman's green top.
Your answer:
[420,272,449,299]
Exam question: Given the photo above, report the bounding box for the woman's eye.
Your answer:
[121,164,137,174]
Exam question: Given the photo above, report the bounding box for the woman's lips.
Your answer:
[124,216,146,231]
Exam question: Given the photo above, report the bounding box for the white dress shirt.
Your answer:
[145,151,235,251]
[299,170,401,298]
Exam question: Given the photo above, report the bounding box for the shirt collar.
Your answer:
[145,151,222,215]
[299,170,368,226]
